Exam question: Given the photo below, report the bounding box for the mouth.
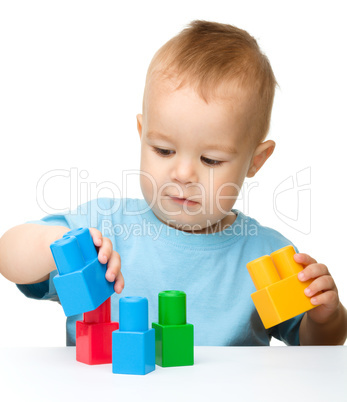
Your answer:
[169,196,200,206]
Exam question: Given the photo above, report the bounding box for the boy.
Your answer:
[0,20,346,346]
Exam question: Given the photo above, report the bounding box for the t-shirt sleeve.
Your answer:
[16,198,122,302]
[16,271,60,302]
[267,313,304,345]
[16,213,71,302]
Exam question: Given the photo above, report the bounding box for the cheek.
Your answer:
[140,170,157,199]
[215,183,239,208]
[213,171,242,198]
[141,147,160,173]
[218,181,241,197]
[140,150,167,201]
[140,146,150,168]
[210,173,242,214]
[139,174,150,202]
[139,152,155,199]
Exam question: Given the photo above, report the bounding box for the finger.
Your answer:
[294,253,317,267]
[105,251,121,282]
[98,237,113,264]
[114,271,125,294]
[304,275,336,297]
[89,228,103,248]
[298,263,329,282]
[309,290,339,308]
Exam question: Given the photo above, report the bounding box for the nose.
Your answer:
[170,156,198,185]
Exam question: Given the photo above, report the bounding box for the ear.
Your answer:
[247,140,276,178]
[137,114,143,139]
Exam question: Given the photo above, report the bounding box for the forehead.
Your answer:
[145,71,248,107]
[143,74,255,145]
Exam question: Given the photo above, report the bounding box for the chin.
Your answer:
[167,216,208,231]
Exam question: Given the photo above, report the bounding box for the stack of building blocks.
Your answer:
[51,228,195,373]
[76,297,119,365]
[152,290,194,367]
[246,245,319,329]
[112,297,155,375]
[50,227,115,317]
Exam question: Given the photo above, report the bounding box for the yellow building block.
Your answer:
[246,245,319,329]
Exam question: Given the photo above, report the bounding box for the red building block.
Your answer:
[76,297,119,365]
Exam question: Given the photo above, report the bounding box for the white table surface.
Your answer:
[0,346,346,402]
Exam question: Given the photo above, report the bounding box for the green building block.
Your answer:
[152,290,194,367]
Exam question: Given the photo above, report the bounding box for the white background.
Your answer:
[0,0,346,347]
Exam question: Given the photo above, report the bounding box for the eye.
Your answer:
[201,156,224,166]
[152,147,175,157]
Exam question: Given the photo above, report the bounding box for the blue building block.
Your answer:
[50,227,114,317]
[112,297,155,375]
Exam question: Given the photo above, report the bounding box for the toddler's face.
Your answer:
[137,78,264,233]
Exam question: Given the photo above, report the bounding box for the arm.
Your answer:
[299,302,347,345]
[0,224,124,293]
[0,224,70,284]
[295,253,347,345]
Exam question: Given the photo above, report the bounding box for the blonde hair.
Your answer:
[143,20,278,143]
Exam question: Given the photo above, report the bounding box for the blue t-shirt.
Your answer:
[17,198,304,346]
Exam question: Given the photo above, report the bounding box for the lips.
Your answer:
[169,196,200,205]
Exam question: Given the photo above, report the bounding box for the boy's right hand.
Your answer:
[89,228,124,294]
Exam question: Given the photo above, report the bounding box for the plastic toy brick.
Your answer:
[76,297,119,365]
[112,297,155,375]
[50,227,115,317]
[152,290,194,367]
[246,245,319,329]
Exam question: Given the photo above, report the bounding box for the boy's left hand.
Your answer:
[294,253,340,324]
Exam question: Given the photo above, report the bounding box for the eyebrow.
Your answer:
[146,130,172,142]
[146,130,238,155]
